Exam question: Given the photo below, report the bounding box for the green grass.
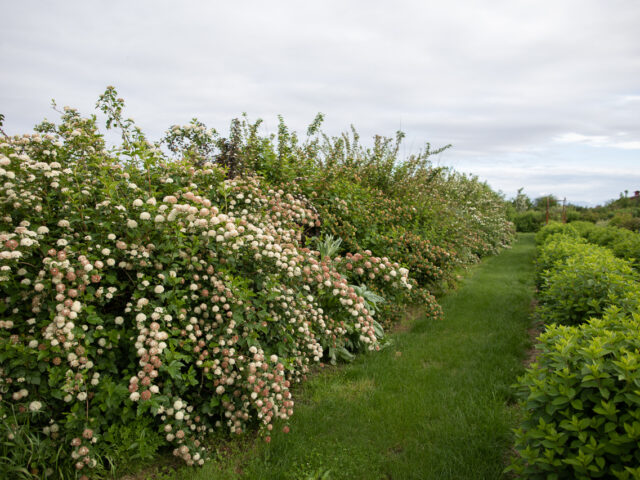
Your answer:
[138,234,536,480]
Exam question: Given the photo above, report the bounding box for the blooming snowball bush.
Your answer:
[0,101,423,476]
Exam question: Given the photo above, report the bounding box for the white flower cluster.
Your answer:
[0,113,418,472]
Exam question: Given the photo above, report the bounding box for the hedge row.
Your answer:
[509,226,640,478]
[0,90,512,478]
[510,210,545,233]
[536,221,640,269]
[571,221,640,269]
[536,232,639,326]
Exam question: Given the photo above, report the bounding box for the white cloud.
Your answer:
[615,142,640,150]
[555,133,640,150]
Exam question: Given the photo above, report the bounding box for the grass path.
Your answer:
[152,234,536,480]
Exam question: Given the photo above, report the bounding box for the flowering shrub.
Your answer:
[215,115,514,285]
[0,89,512,477]
[0,98,426,477]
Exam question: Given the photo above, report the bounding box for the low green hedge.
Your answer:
[511,224,640,478]
[535,222,579,245]
[512,210,545,233]
[567,221,598,237]
[537,250,639,326]
[536,221,640,269]
[535,234,591,285]
[566,222,640,268]
[587,225,632,254]
[509,307,640,479]
[535,223,640,326]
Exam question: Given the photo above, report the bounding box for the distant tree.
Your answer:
[534,195,558,209]
[513,187,533,212]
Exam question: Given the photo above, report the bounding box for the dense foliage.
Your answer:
[536,236,639,326]
[584,193,640,230]
[535,221,640,269]
[507,190,583,233]
[0,89,512,478]
[507,187,640,234]
[569,221,640,269]
[215,113,514,292]
[510,223,640,478]
[511,308,640,479]
[534,232,588,278]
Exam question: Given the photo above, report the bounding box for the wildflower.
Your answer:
[127,219,138,228]
[154,285,164,294]
[29,401,42,412]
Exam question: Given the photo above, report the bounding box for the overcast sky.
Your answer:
[2,0,639,205]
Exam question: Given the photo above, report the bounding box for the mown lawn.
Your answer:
[136,234,536,480]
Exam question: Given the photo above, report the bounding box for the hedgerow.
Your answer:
[535,226,639,325]
[510,210,545,233]
[537,250,639,325]
[509,307,640,479]
[582,225,640,269]
[535,233,590,283]
[0,88,512,477]
[510,224,640,478]
[534,221,579,245]
[538,221,640,269]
